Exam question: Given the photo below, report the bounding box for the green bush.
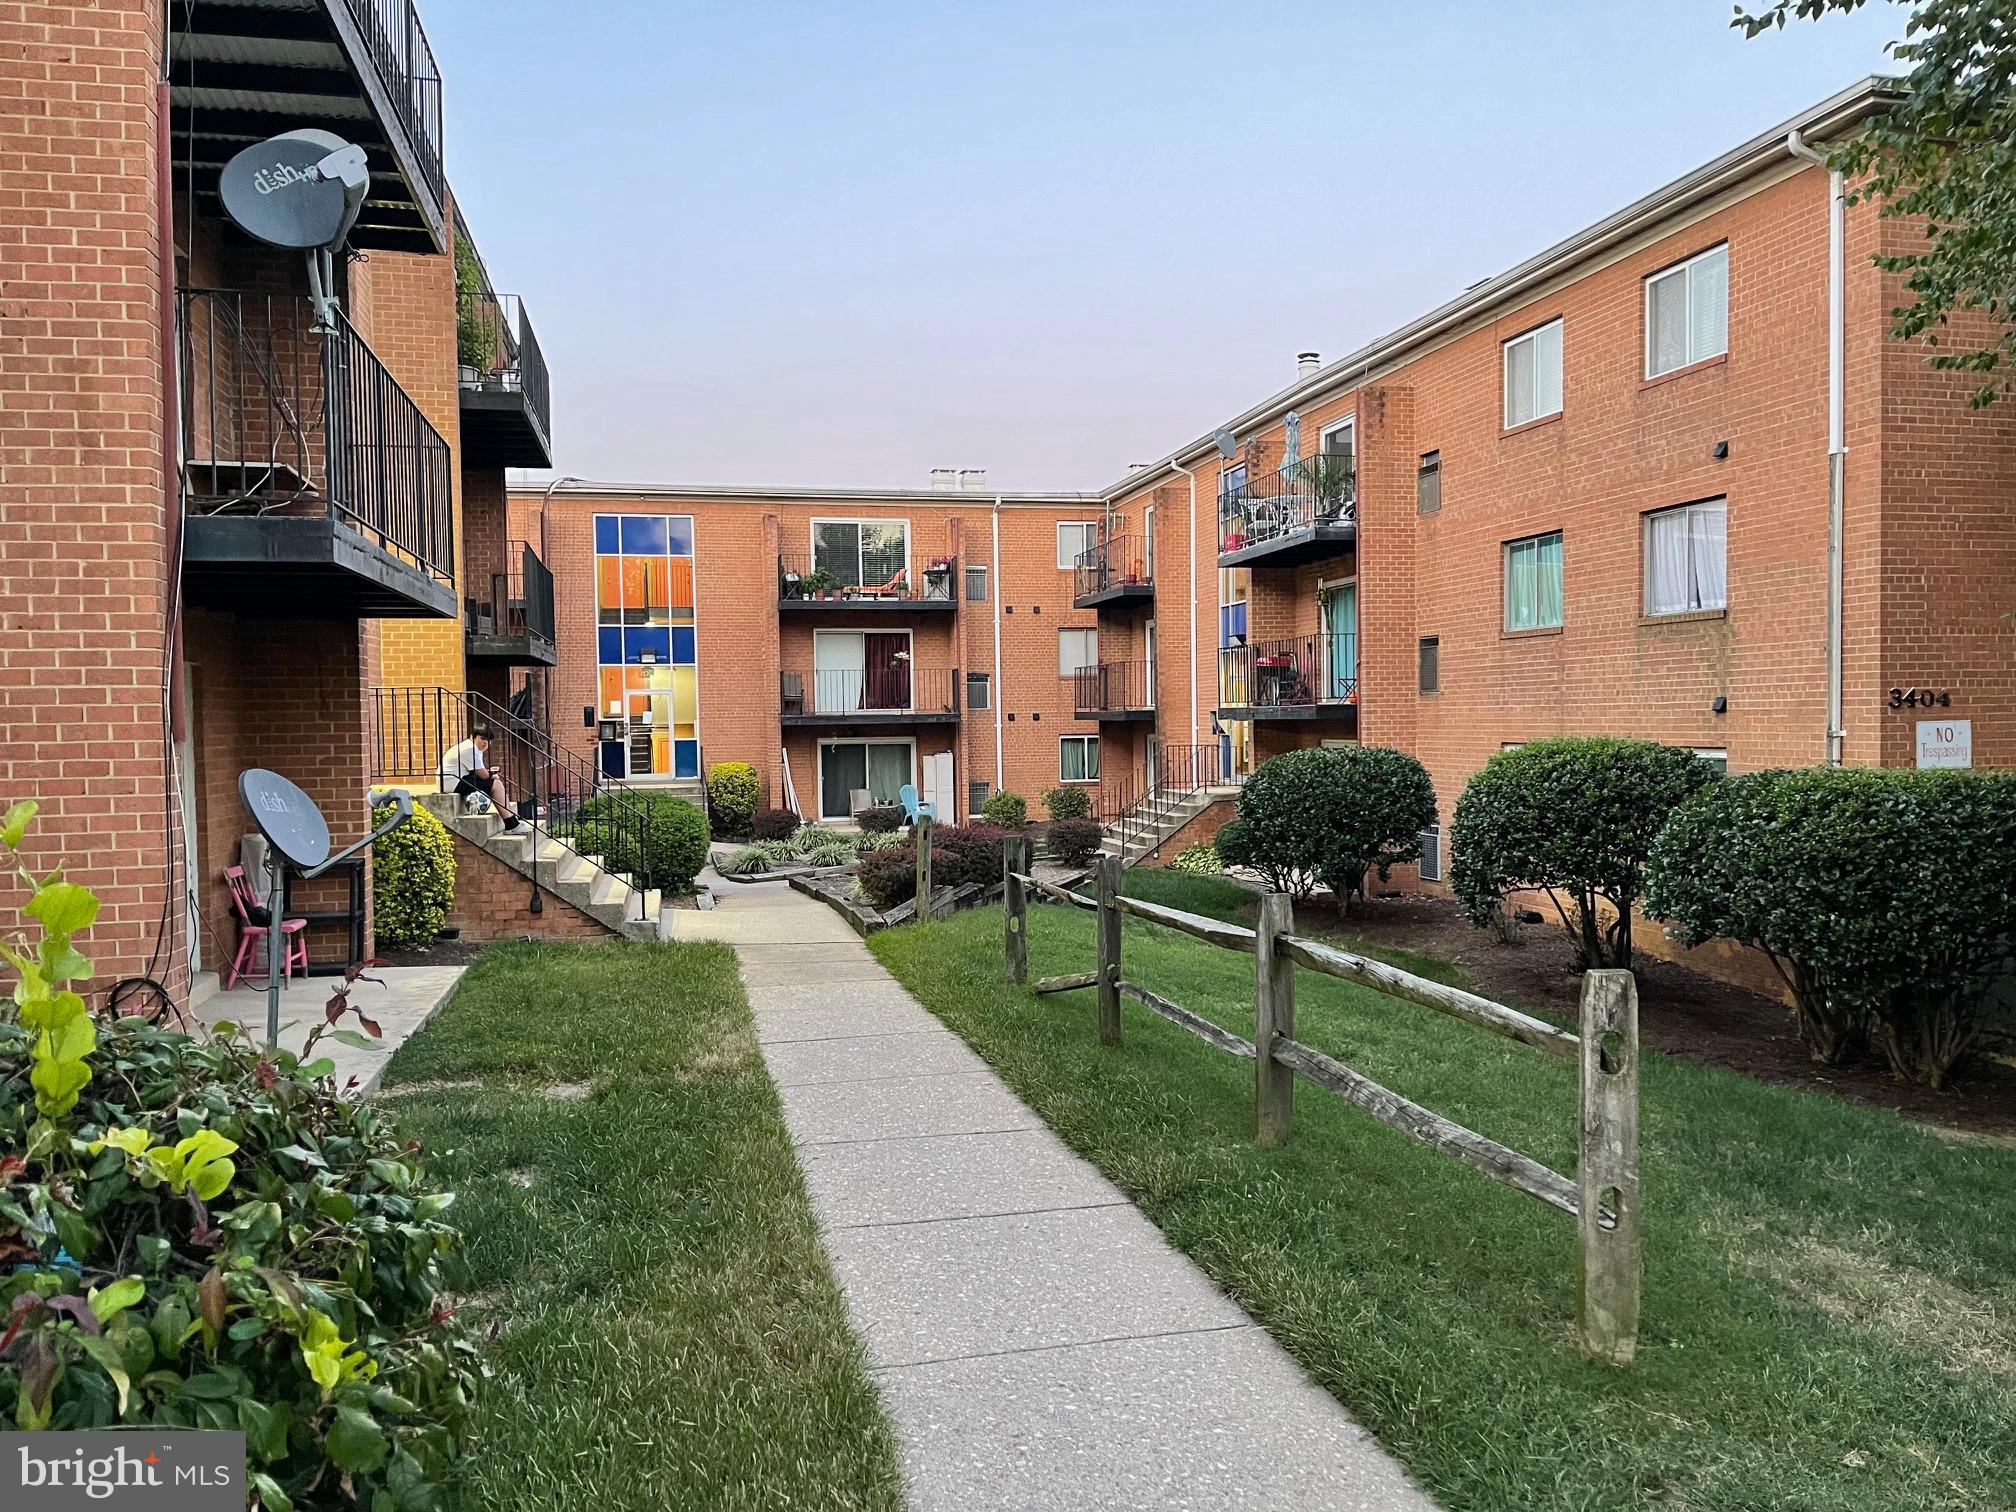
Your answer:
[857,805,904,834]
[980,791,1028,828]
[1169,843,1222,875]
[855,846,916,912]
[1451,737,1716,970]
[577,791,710,894]
[0,804,475,1506]
[1045,817,1104,868]
[1213,817,1254,869]
[372,799,456,949]
[1235,747,1438,909]
[1042,785,1092,821]
[1646,767,2016,1085]
[753,807,801,841]
[854,823,1012,911]
[706,761,760,836]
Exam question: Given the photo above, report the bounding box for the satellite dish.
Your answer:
[219,130,370,251]
[237,768,332,871]
[1214,430,1238,461]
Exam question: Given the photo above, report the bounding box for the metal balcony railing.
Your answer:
[457,290,550,440]
[465,539,555,648]
[777,550,958,603]
[1219,455,1356,553]
[1219,634,1359,708]
[341,0,445,202]
[1073,533,1152,600]
[779,666,961,717]
[1072,661,1154,714]
[178,289,454,583]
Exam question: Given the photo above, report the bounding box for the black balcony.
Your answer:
[465,539,556,665]
[1219,455,1357,569]
[779,666,961,726]
[178,289,455,618]
[458,292,553,468]
[167,0,446,252]
[1072,662,1156,722]
[778,551,958,612]
[1073,534,1154,610]
[1218,635,1359,730]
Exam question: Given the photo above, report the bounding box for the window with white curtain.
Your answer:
[1643,498,1727,615]
[1502,319,1563,428]
[1057,626,1098,677]
[1645,244,1728,377]
[1059,735,1101,782]
[1503,532,1564,631]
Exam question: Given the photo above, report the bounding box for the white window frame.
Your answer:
[809,517,911,588]
[1503,531,1564,632]
[1058,521,1099,569]
[1319,417,1356,456]
[1057,626,1098,678]
[1692,747,1730,777]
[964,563,988,602]
[1059,734,1101,783]
[1644,243,1729,378]
[1502,318,1563,429]
[1642,496,1728,616]
[814,737,916,823]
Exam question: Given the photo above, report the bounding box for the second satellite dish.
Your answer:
[219,129,370,251]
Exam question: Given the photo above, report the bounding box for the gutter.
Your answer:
[992,496,1004,797]
[1168,457,1199,744]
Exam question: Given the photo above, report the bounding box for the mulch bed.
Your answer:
[1302,890,2016,1141]
[374,938,493,968]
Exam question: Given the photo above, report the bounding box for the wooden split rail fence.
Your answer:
[999,838,1642,1366]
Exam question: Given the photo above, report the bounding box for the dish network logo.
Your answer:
[15,1440,234,1500]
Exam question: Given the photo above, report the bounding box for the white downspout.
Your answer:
[992,496,1005,795]
[1169,458,1199,745]
[1789,129,1846,767]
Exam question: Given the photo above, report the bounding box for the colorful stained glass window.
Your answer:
[595,513,699,778]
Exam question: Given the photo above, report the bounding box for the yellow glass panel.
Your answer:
[649,694,671,728]
[674,722,697,740]
[671,666,698,724]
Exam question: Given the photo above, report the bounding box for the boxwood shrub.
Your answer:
[1235,746,1438,908]
[1042,785,1092,821]
[576,791,710,894]
[980,791,1028,828]
[371,799,456,950]
[1044,817,1103,868]
[704,761,760,836]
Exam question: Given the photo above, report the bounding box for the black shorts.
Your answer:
[451,771,491,800]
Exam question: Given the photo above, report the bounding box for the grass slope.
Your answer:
[380,941,903,1512]
[871,880,2016,1512]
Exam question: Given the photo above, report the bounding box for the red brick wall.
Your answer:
[443,831,614,942]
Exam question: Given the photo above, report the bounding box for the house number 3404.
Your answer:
[1888,687,1953,709]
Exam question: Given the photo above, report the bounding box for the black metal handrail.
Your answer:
[779,666,960,716]
[777,550,958,602]
[1098,742,1231,860]
[368,685,657,922]
[340,0,444,202]
[1072,661,1153,714]
[1074,533,1152,600]
[1219,455,1356,551]
[457,290,550,443]
[178,289,454,583]
[465,538,555,650]
[1220,634,1359,708]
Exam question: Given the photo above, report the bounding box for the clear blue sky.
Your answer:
[424,0,1902,492]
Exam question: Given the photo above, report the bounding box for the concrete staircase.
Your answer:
[418,792,662,942]
[1099,785,1229,866]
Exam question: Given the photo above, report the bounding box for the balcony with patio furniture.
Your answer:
[777,535,958,612]
[1218,454,1357,569]
[458,289,552,469]
[1217,634,1359,731]
[778,664,961,727]
[1071,661,1156,723]
[465,539,557,665]
[177,289,456,619]
[1072,533,1154,611]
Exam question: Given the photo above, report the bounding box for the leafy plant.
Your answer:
[854,847,916,912]
[452,235,499,375]
[1302,452,1356,516]
[853,831,906,855]
[1169,843,1223,876]
[980,791,1028,828]
[717,845,781,877]
[576,791,710,894]
[1646,767,2016,1085]
[1041,786,1092,822]
[370,799,456,951]
[1044,817,1103,868]
[853,823,1013,911]
[1450,737,1717,969]
[1235,747,1438,909]
[1213,817,1255,872]
[856,805,904,835]
[752,808,801,842]
[705,762,760,837]
[0,804,476,1506]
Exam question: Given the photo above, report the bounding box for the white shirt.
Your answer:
[440,738,488,782]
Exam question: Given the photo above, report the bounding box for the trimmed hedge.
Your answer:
[706,761,760,836]
[1042,785,1092,821]
[857,804,904,834]
[1045,817,1103,868]
[854,823,1013,911]
[1234,746,1438,908]
[753,807,801,841]
[1646,767,2016,1086]
[576,791,711,894]
[1450,737,1716,969]
[371,799,456,949]
[980,791,1028,828]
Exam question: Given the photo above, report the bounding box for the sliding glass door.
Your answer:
[818,739,913,821]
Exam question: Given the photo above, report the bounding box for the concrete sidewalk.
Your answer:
[673,876,1434,1512]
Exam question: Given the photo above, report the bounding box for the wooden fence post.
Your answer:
[1576,968,1641,1366]
[1095,854,1122,1045]
[1254,891,1296,1146]
[913,814,933,923]
[1003,835,1028,984]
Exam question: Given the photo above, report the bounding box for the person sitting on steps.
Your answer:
[440,725,520,831]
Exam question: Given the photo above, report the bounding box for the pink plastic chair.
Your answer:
[224,865,309,990]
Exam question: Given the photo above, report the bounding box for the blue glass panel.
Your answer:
[1229,602,1247,640]
[620,515,667,556]
[594,515,621,555]
[597,627,623,666]
[624,627,671,665]
[674,740,700,779]
[665,515,694,555]
[671,626,696,664]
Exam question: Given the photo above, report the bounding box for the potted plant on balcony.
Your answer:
[802,568,839,600]
[923,554,955,600]
[453,236,498,384]
[1307,453,1355,522]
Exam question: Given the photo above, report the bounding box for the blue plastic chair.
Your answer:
[899,783,934,822]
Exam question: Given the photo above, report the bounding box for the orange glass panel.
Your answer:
[668,556,694,610]
[621,557,648,615]
[596,558,623,619]
[653,729,670,772]
[640,558,670,624]
[598,668,624,714]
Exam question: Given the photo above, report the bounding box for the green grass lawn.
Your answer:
[379,941,903,1512]
[871,877,2016,1512]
